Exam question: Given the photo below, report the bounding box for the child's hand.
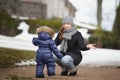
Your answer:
[33,37,38,40]
[32,37,39,46]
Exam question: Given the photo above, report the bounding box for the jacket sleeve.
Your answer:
[49,39,63,59]
[32,37,39,46]
[77,32,90,51]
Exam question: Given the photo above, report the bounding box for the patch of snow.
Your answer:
[15,59,36,66]
[0,22,120,67]
[78,28,91,39]
[15,21,37,41]
[81,48,120,67]
[74,19,97,30]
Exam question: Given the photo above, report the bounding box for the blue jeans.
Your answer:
[54,55,76,72]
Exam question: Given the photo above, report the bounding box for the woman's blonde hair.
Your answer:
[36,26,55,38]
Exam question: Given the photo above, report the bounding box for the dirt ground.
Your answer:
[0,65,120,80]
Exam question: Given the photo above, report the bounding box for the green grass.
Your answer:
[0,48,36,68]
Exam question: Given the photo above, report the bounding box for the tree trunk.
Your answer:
[97,0,103,48]
[112,3,120,49]
[97,0,102,27]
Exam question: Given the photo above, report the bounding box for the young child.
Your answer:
[32,26,63,78]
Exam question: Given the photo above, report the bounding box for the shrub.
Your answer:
[0,6,19,36]
[26,19,62,34]
[89,30,113,49]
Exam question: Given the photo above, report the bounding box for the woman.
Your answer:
[54,16,96,76]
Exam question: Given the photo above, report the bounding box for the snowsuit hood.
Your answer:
[38,32,51,40]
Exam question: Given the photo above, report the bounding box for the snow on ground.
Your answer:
[0,34,120,67]
[81,48,120,66]
[0,35,37,51]
[0,22,120,66]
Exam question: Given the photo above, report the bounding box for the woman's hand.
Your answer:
[87,43,96,49]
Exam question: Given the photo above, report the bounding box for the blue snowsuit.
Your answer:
[32,32,63,77]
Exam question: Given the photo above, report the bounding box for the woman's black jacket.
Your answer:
[54,31,90,66]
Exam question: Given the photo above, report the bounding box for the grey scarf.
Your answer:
[60,26,77,52]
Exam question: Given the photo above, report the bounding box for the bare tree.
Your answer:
[96,0,103,48]
[97,0,102,27]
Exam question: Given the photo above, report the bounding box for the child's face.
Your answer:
[62,23,72,30]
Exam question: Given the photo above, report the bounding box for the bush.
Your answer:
[0,6,19,36]
[0,13,62,36]
[25,19,62,34]
[89,30,113,49]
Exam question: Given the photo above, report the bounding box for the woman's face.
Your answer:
[62,23,72,30]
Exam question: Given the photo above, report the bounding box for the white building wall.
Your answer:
[44,0,70,19]
[21,0,75,19]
